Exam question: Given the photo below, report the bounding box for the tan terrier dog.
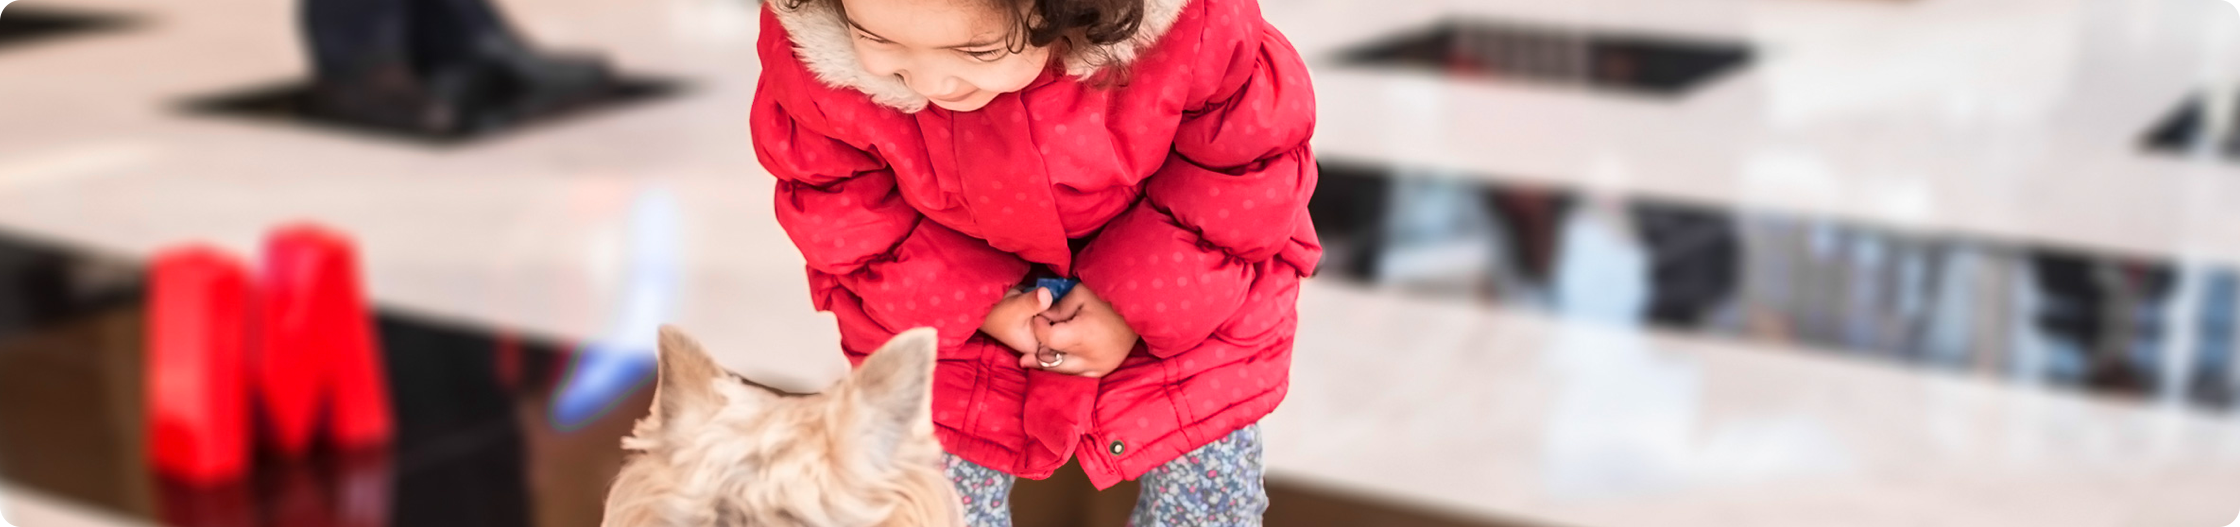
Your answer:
[602,326,962,527]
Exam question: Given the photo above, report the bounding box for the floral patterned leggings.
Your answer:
[942,424,1267,527]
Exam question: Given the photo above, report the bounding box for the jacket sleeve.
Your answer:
[1072,10,1323,359]
[753,36,1030,363]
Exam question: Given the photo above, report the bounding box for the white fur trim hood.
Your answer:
[768,0,1191,112]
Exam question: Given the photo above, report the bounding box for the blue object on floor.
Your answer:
[551,187,681,431]
[550,342,657,431]
[1038,277,1078,302]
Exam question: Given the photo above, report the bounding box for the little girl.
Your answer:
[751,0,1319,519]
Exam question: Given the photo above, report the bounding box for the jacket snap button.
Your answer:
[1108,440,1126,456]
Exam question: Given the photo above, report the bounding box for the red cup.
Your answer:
[145,246,254,484]
[258,224,393,456]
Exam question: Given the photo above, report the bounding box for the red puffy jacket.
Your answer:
[752,0,1319,488]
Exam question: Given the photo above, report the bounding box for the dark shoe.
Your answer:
[421,35,614,134]
[306,61,462,135]
[475,35,612,108]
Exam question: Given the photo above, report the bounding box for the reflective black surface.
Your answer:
[1337,19,1753,96]
[1310,160,2240,410]
[0,227,637,527]
[0,228,1535,527]
[181,77,685,146]
[0,5,137,51]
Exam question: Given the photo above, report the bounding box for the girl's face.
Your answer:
[841,0,1051,112]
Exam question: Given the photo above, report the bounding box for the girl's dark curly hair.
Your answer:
[784,0,1147,67]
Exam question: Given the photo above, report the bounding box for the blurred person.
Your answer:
[752,0,1320,520]
[299,0,612,134]
[1627,204,1738,330]
[2184,271,2240,406]
[1372,173,1503,299]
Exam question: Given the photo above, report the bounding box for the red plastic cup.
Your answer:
[258,224,393,456]
[145,246,253,484]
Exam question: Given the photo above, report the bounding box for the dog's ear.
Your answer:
[846,328,938,462]
[653,325,729,422]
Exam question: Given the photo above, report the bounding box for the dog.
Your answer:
[601,326,962,527]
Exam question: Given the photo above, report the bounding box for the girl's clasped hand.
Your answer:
[978,284,1139,377]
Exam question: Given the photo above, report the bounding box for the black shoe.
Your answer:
[306,61,463,135]
[475,35,612,108]
[421,35,614,134]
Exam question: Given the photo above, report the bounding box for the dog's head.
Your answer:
[602,327,960,527]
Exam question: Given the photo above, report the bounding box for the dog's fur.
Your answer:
[602,327,962,527]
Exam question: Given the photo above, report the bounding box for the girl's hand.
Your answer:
[1026,285,1138,378]
[981,287,1053,355]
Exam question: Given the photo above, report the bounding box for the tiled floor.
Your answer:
[3,0,2240,525]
